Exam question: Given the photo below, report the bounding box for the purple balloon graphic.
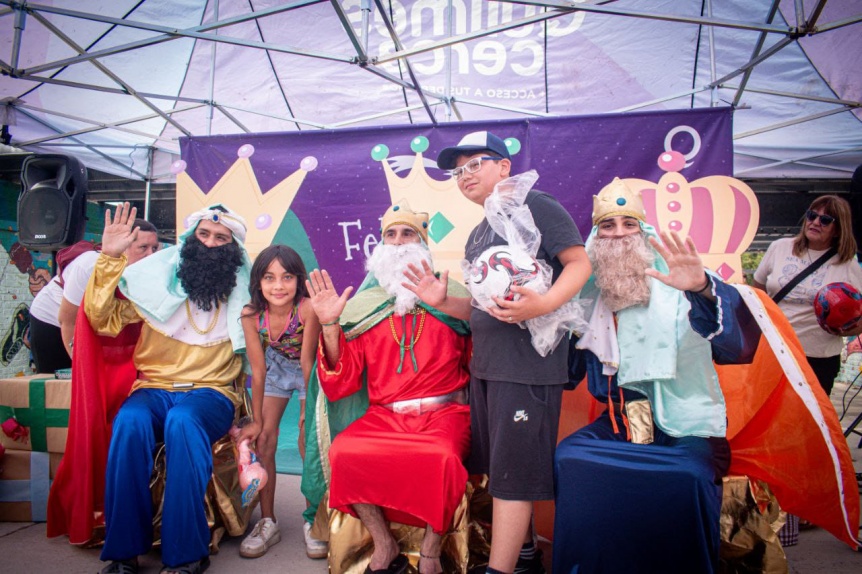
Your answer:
[255,214,272,230]
[238,144,255,158]
[170,160,187,174]
[300,156,318,171]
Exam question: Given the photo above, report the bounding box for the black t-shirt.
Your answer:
[465,189,584,385]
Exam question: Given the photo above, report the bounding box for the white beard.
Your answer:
[366,242,433,316]
[587,233,655,313]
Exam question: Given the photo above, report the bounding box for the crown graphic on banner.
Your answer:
[371,135,520,280]
[172,144,317,258]
[615,128,759,283]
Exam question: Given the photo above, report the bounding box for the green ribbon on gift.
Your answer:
[12,378,70,452]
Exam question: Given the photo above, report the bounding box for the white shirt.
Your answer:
[29,280,64,326]
[754,237,862,357]
[60,250,99,306]
[27,250,100,327]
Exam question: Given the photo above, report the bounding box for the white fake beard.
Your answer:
[366,242,433,316]
[588,233,655,312]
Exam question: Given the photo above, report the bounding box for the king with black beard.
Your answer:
[177,233,245,312]
[85,203,252,574]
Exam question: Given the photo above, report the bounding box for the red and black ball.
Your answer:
[813,282,862,335]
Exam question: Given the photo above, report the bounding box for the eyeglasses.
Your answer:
[449,156,499,180]
[805,210,836,226]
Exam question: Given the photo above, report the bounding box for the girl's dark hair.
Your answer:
[244,244,310,317]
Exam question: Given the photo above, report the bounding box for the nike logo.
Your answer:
[513,410,528,422]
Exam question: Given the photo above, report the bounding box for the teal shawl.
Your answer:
[118,226,252,353]
[578,222,726,438]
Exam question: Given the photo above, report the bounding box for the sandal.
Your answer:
[100,559,139,574]
[160,556,210,574]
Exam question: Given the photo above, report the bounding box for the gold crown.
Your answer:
[174,149,314,259]
[381,200,429,243]
[375,141,485,280]
[592,177,646,226]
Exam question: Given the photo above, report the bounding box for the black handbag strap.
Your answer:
[772,247,837,304]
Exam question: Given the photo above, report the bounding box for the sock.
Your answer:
[519,541,536,561]
[486,568,507,574]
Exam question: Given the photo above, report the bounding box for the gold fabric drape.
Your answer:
[325,479,492,574]
[719,476,787,574]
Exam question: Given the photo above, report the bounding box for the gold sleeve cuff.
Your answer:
[84,252,141,336]
[317,339,343,377]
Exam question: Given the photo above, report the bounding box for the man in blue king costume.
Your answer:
[84,202,251,574]
[554,178,861,573]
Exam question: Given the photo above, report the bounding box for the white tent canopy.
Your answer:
[1,0,860,184]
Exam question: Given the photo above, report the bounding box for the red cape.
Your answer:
[719,288,860,550]
[46,297,140,544]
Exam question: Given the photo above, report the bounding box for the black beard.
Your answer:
[177,235,244,312]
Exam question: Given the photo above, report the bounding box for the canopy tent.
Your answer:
[1,0,860,194]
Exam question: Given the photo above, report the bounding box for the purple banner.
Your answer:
[178,107,732,287]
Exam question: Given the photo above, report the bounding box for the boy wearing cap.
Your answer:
[406,132,591,574]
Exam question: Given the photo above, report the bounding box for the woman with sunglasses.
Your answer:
[753,194,862,397]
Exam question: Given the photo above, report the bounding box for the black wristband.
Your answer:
[692,275,711,294]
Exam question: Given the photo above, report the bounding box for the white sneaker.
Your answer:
[303,521,328,559]
[240,517,281,558]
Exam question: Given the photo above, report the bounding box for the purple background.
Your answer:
[180,107,732,286]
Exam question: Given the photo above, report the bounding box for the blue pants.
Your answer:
[101,388,234,567]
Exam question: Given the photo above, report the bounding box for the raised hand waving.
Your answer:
[100,202,139,259]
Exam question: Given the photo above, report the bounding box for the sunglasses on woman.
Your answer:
[805,210,835,226]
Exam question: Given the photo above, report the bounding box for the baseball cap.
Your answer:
[436,131,510,170]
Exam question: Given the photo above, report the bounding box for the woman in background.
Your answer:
[754,194,862,397]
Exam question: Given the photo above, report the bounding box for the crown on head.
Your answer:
[172,145,317,259]
[592,177,646,226]
[381,200,429,243]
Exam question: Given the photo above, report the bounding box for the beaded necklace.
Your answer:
[388,307,426,373]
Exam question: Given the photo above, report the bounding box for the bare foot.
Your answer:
[368,539,399,571]
[419,555,443,574]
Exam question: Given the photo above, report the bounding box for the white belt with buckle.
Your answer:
[382,388,467,415]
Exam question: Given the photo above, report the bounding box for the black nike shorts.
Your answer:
[467,376,564,500]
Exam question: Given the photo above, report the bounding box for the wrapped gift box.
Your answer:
[0,375,70,454]
[0,449,63,521]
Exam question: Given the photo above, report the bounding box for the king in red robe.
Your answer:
[308,201,472,574]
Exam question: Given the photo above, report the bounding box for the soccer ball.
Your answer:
[466,245,545,309]
[813,282,862,335]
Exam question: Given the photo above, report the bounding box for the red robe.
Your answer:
[318,313,471,533]
[46,299,140,544]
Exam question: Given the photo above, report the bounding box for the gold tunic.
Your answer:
[85,253,243,407]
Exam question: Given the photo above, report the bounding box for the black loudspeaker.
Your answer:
[17,154,88,251]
